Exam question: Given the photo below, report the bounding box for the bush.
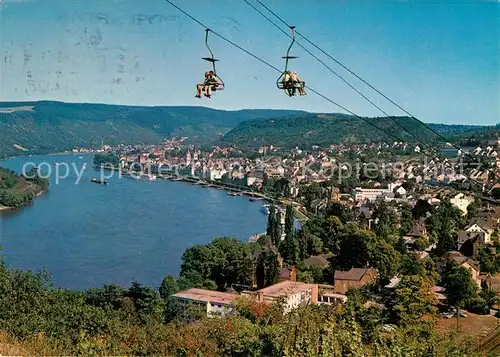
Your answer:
[467,297,490,315]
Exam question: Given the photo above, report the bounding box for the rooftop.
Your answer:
[173,288,240,304]
[256,281,316,298]
[334,268,375,281]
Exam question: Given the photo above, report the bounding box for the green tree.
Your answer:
[441,263,478,308]
[370,240,401,285]
[284,205,294,242]
[159,275,180,300]
[265,251,280,286]
[372,201,397,239]
[266,205,281,245]
[179,237,254,291]
[332,225,376,270]
[399,205,413,236]
[127,281,164,324]
[427,199,462,254]
[388,275,437,323]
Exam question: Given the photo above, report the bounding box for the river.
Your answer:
[0,153,268,290]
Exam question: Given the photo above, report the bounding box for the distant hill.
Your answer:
[0,101,307,157]
[219,113,489,149]
[455,123,500,146]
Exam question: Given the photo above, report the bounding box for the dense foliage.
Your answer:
[0,258,472,356]
[0,167,48,208]
[0,101,306,157]
[219,113,491,149]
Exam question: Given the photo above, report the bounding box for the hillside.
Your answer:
[0,101,307,157]
[219,113,489,149]
[0,167,48,209]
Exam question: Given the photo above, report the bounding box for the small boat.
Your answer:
[91,178,108,185]
[260,204,270,214]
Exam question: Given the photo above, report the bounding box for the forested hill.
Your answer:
[0,101,307,157]
[219,113,489,149]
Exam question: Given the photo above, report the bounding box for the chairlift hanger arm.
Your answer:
[282,26,297,72]
[202,28,219,74]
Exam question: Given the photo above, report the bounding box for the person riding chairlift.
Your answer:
[195,71,222,98]
[291,71,306,96]
[195,72,211,98]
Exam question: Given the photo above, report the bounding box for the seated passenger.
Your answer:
[195,72,211,98]
[207,71,223,91]
[291,71,306,96]
[281,71,295,96]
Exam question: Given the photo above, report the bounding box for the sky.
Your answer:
[0,0,498,125]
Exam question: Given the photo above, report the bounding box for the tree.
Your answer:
[284,205,294,242]
[127,281,164,324]
[266,205,281,245]
[279,206,300,265]
[399,205,413,237]
[492,187,500,199]
[388,275,437,323]
[370,240,401,285]
[159,275,180,300]
[372,201,397,239]
[413,199,432,219]
[255,250,280,288]
[331,225,375,270]
[265,251,280,286]
[179,237,254,291]
[441,263,478,308]
[427,199,462,254]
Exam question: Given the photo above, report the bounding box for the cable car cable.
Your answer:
[165,0,495,196]
[244,0,442,159]
[253,0,490,169]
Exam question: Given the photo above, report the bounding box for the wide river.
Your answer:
[0,153,267,290]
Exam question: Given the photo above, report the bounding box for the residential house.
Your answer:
[457,231,482,258]
[333,268,378,294]
[441,251,481,287]
[246,170,266,187]
[484,274,500,295]
[464,222,494,245]
[403,218,428,250]
[242,281,318,314]
[317,284,348,305]
[172,288,240,317]
[278,266,297,283]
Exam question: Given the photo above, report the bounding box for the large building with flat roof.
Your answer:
[242,281,318,314]
[172,288,240,317]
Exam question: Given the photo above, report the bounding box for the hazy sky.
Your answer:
[0,0,498,125]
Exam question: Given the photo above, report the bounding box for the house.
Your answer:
[484,274,500,295]
[246,170,266,186]
[172,288,240,317]
[450,193,475,216]
[442,251,481,287]
[403,218,428,249]
[242,281,318,314]
[310,198,327,214]
[278,266,297,283]
[333,268,378,294]
[317,284,348,305]
[464,222,494,245]
[457,231,482,258]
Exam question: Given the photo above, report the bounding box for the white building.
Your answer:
[172,288,239,317]
[464,223,494,245]
[242,281,318,314]
[354,183,400,202]
[450,193,475,216]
